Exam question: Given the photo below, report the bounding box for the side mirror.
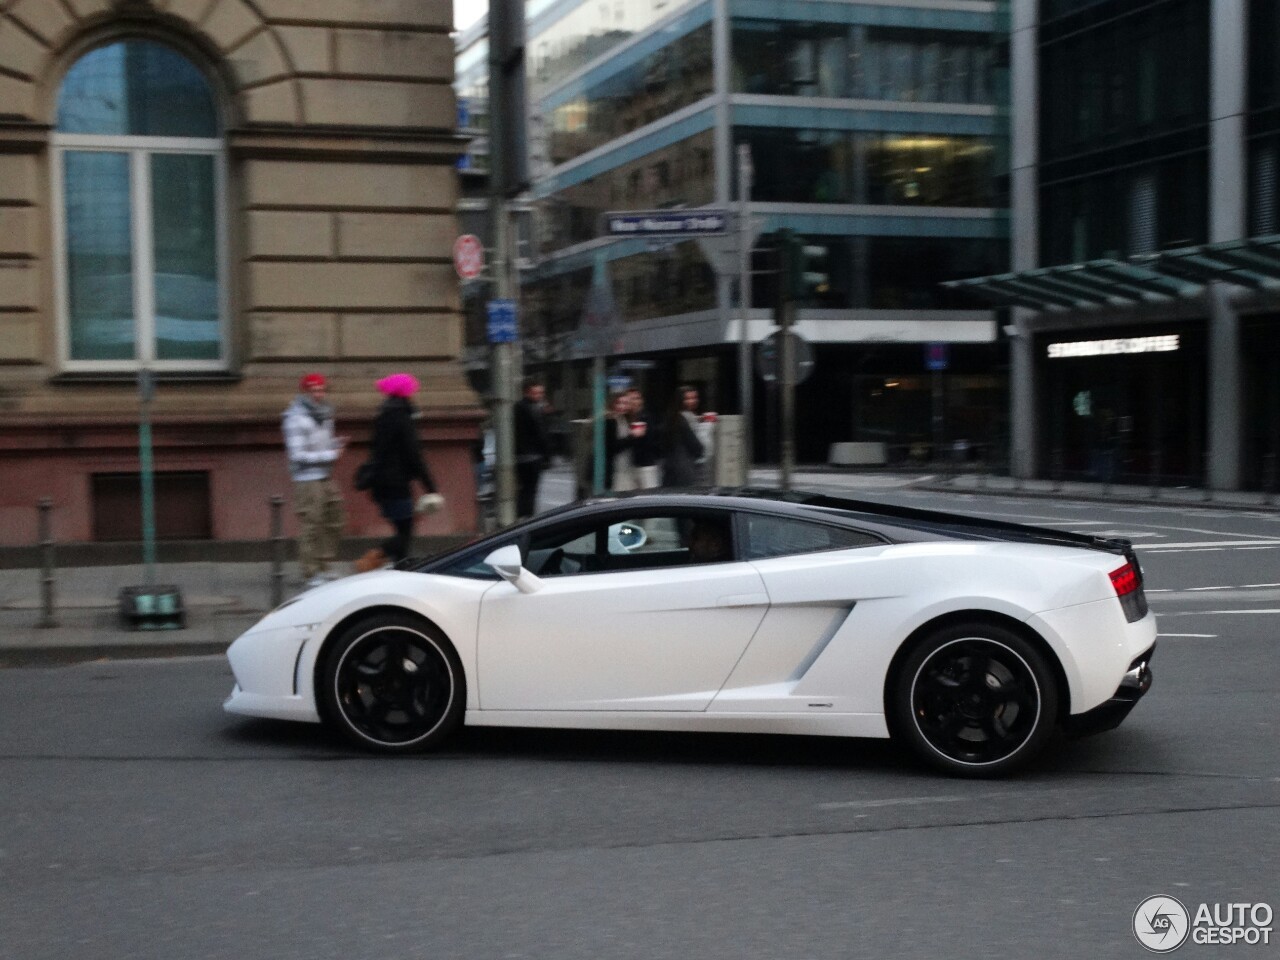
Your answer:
[483,545,543,594]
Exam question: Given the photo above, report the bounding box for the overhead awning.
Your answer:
[943,234,1280,311]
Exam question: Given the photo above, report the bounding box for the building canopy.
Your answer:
[943,235,1280,311]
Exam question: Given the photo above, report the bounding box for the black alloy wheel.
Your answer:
[892,623,1059,777]
[321,612,464,753]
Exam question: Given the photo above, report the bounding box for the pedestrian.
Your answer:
[607,390,639,492]
[625,388,661,489]
[283,373,347,589]
[515,378,552,519]
[661,383,704,487]
[354,373,444,572]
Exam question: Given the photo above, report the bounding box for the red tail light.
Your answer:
[1110,562,1139,597]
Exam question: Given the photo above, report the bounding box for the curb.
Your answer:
[0,641,232,668]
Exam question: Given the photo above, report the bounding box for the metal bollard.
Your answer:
[36,497,57,628]
[1203,452,1213,502]
[1266,452,1278,507]
[270,494,285,609]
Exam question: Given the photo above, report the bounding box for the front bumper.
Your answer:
[1065,642,1155,738]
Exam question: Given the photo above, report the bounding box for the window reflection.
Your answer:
[739,128,997,207]
[537,130,715,252]
[548,23,712,166]
[57,40,218,137]
[530,0,697,94]
[733,21,996,104]
[64,152,135,361]
[152,154,219,361]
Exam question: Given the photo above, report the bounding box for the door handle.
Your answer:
[716,593,769,607]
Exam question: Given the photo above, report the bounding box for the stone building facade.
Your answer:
[0,0,477,546]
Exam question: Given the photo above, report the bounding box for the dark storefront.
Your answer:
[1036,324,1207,484]
[1242,315,1280,491]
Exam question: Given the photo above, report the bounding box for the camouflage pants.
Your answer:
[293,478,345,577]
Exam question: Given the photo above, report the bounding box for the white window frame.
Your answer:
[51,131,230,372]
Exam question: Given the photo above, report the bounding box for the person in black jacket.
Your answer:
[514,378,551,519]
[355,373,442,571]
[661,384,704,487]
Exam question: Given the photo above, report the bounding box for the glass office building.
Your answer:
[954,0,1280,492]
[458,0,1009,462]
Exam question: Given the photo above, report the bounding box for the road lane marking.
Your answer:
[1141,539,1280,550]
[1159,608,1280,615]
[817,795,969,811]
[1157,633,1218,638]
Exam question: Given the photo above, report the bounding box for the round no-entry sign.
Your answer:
[453,234,484,280]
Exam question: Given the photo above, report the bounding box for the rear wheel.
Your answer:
[320,611,464,753]
[891,622,1059,777]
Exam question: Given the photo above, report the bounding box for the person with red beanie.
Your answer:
[282,373,347,588]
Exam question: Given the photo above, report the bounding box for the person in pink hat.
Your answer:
[354,373,444,571]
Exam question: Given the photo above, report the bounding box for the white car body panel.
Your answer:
[224,514,1154,745]
[477,562,768,710]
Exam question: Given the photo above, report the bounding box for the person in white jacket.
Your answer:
[283,373,346,588]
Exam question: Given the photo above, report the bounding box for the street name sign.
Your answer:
[603,210,729,238]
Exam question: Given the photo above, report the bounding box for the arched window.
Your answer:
[53,40,226,368]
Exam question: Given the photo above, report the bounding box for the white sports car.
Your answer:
[224,490,1156,776]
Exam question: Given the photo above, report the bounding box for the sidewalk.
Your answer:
[0,561,280,667]
[4,466,1276,667]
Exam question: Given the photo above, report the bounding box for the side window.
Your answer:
[743,514,881,560]
[525,512,735,576]
[432,541,509,579]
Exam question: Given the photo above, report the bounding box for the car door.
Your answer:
[476,508,769,711]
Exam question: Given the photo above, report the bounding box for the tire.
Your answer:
[320,611,464,754]
[890,621,1060,777]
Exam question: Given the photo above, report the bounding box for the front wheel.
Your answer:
[890,622,1060,777]
[320,611,464,753]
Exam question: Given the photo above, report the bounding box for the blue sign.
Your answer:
[925,341,949,371]
[486,299,518,343]
[603,209,729,238]
[607,374,632,391]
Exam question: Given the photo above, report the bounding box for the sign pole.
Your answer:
[737,144,753,483]
[138,368,156,585]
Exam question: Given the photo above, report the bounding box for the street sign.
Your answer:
[486,299,518,343]
[606,374,632,391]
[453,234,484,280]
[602,209,730,238]
[756,330,815,385]
[925,341,950,371]
[695,216,764,276]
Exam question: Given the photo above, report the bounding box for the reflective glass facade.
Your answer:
[547,23,713,166]
[1038,0,1210,265]
[530,0,701,93]
[733,21,996,103]
[739,128,996,206]
[536,130,715,252]
[750,235,1005,311]
[1248,0,1280,234]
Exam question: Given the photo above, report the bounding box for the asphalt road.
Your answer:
[1,488,1277,960]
